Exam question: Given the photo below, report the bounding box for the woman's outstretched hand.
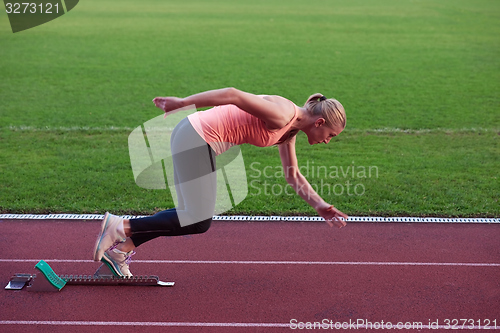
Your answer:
[153,97,185,116]
[316,203,348,228]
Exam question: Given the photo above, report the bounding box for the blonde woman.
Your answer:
[93,88,348,277]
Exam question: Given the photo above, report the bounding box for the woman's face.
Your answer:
[306,118,344,145]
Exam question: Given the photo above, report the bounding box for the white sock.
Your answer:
[112,248,127,255]
[117,220,125,238]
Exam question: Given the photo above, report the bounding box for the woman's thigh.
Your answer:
[170,118,217,227]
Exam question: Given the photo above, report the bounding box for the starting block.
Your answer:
[5,260,175,292]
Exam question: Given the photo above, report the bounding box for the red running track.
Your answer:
[0,220,499,332]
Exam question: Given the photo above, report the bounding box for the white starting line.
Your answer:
[1,259,499,267]
[0,214,498,223]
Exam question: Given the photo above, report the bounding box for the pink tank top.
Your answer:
[187,100,298,155]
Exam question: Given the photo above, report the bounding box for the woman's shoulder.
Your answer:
[258,94,293,104]
[258,95,296,116]
[252,95,296,130]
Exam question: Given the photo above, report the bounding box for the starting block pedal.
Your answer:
[5,260,175,292]
[4,274,33,290]
[29,260,67,291]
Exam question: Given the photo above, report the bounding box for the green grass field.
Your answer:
[0,0,498,217]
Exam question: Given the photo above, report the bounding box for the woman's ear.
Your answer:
[315,117,326,127]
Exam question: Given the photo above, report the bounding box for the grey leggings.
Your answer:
[129,117,216,247]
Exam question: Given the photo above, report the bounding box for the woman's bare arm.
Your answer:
[278,137,348,228]
[154,87,293,129]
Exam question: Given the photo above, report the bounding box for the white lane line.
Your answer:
[0,321,498,330]
[4,126,137,132]
[0,321,287,327]
[0,259,499,267]
[4,125,498,134]
[0,213,499,223]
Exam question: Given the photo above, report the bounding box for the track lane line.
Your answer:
[0,259,499,267]
[0,321,288,328]
[1,213,499,223]
[0,320,499,330]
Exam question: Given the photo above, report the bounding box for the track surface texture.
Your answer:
[1,220,499,332]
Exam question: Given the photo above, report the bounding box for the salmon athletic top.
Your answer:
[187,99,298,155]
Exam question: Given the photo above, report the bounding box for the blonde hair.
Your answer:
[277,93,346,145]
[304,93,346,129]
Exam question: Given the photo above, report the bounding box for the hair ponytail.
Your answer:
[304,93,346,128]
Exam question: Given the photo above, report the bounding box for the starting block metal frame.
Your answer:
[5,260,175,292]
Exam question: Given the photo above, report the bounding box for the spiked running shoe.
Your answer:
[93,212,126,262]
[101,248,135,277]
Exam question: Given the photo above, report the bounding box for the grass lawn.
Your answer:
[0,0,498,216]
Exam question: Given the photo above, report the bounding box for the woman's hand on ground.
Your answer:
[316,203,348,229]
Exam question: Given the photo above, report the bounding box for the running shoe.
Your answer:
[93,212,126,262]
[101,248,135,277]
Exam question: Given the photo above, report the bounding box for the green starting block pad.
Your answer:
[5,260,175,292]
[30,260,67,291]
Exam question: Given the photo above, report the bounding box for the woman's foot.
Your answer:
[93,212,127,261]
[153,96,185,113]
[101,248,135,277]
